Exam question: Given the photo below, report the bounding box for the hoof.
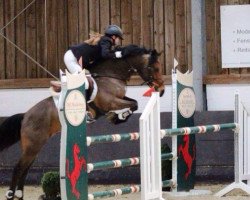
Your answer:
[86,111,96,124]
[15,190,23,200]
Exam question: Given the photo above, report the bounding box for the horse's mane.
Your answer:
[90,44,160,74]
[121,45,150,57]
[120,44,160,65]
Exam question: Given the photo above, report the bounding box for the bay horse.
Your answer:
[0,45,165,200]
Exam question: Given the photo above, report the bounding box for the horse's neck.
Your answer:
[89,55,145,81]
[89,59,131,81]
[127,55,145,70]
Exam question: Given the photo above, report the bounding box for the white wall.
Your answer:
[0,88,51,116]
[2,84,249,117]
[0,86,172,117]
[206,84,250,111]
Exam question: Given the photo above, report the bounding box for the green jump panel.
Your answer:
[177,81,195,191]
[173,70,196,192]
[59,71,88,200]
[64,84,87,200]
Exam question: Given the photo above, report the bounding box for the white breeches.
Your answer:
[64,50,82,74]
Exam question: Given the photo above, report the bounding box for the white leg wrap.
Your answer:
[15,190,23,198]
[5,190,14,199]
[111,108,132,120]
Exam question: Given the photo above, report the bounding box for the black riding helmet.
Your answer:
[105,25,124,40]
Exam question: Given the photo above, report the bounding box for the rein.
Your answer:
[124,57,155,87]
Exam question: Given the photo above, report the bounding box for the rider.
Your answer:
[64,25,124,74]
[64,25,124,123]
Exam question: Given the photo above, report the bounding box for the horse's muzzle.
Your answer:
[151,82,165,97]
[157,86,165,97]
[159,89,165,97]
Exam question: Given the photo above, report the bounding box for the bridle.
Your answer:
[124,54,158,88]
[91,51,160,88]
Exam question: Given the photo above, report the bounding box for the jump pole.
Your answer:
[57,71,172,200]
[140,63,200,199]
[215,93,250,197]
[56,68,250,200]
[169,66,250,196]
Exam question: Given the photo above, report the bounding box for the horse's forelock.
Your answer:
[142,54,151,66]
[149,49,160,65]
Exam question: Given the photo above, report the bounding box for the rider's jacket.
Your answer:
[69,36,117,68]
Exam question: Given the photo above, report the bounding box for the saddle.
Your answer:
[50,75,98,103]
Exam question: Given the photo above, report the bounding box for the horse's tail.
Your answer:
[0,113,24,151]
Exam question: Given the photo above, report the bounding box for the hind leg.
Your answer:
[8,136,48,200]
[6,132,50,199]
[5,163,19,200]
[6,155,35,200]
[15,161,35,200]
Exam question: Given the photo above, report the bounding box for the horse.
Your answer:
[0,45,165,200]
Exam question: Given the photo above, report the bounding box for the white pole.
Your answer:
[171,68,178,192]
[215,93,250,197]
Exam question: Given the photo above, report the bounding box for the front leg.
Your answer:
[106,96,138,124]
